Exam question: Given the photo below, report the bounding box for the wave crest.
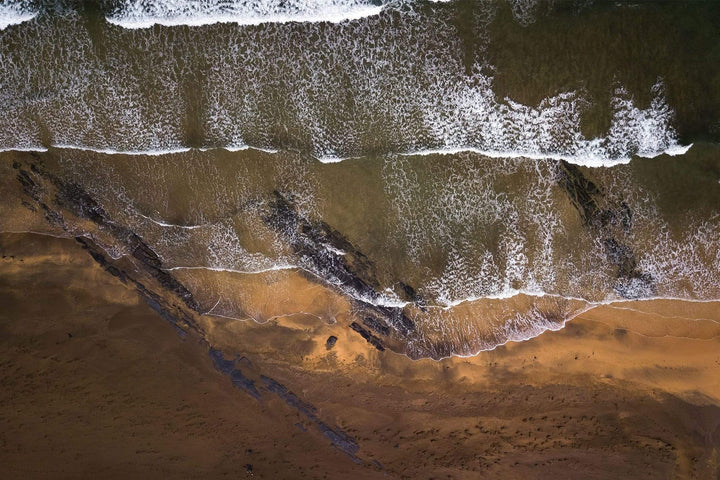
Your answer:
[106,0,390,28]
[0,1,37,30]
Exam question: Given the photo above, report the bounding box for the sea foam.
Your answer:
[0,2,36,30]
[0,6,691,167]
[106,0,388,28]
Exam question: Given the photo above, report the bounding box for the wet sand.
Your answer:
[1,232,719,479]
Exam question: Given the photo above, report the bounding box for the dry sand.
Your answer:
[1,232,719,479]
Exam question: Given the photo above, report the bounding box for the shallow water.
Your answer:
[1,0,719,358]
[2,1,719,160]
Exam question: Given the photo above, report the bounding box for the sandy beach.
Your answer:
[1,231,718,479]
[2,1,720,478]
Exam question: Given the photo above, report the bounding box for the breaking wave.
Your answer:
[106,0,390,28]
[0,6,690,166]
[0,1,36,30]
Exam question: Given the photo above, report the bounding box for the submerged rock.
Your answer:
[349,322,385,351]
[263,190,417,337]
[557,161,654,298]
[15,161,201,312]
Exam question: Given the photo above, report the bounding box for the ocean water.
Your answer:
[1,0,719,358]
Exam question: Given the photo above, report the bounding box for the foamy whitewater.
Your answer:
[106,0,559,28]
[0,1,36,30]
[0,6,689,167]
[4,147,720,358]
[1,0,718,358]
[107,0,389,27]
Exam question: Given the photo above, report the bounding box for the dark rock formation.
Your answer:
[74,236,195,338]
[349,322,385,352]
[325,336,337,350]
[13,161,200,312]
[361,316,390,336]
[399,282,426,309]
[57,181,200,311]
[208,347,365,462]
[557,161,602,224]
[263,191,416,339]
[260,375,361,462]
[557,161,654,298]
[11,156,367,466]
[208,348,262,401]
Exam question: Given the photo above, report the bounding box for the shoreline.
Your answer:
[0,140,698,169]
[2,229,719,361]
[1,231,719,478]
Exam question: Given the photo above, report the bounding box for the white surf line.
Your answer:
[165,262,406,306]
[135,212,210,230]
[166,265,299,274]
[443,295,720,361]
[598,295,720,305]
[201,298,324,324]
[204,297,222,316]
[199,144,280,154]
[206,309,324,323]
[397,303,599,362]
[106,5,386,29]
[201,313,250,325]
[316,154,366,164]
[316,142,694,167]
[398,143,694,168]
[0,146,49,153]
[0,144,279,156]
[205,311,254,321]
[205,310,326,323]
[1,142,696,166]
[162,264,720,312]
[442,292,720,311]
[266,311,325,322]
[164,263,412,308]
[604,304,720,326]
[52,144,193,156]
[636,143,693,158]
[317,146,691,166]
[430,289,592,310]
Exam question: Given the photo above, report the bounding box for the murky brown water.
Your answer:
[1,0,719,358]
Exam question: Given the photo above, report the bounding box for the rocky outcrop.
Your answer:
[208,348,262,401]
[263,191,418,345]
[13,160,201,312]
[557,161,654,298]
[11,156,368,467]
[74,236,198,338]
[208,348,364,462]
[56,181,200,312]
[260,375,361,462]
[350,322,385,352]
[14,158,203,337]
